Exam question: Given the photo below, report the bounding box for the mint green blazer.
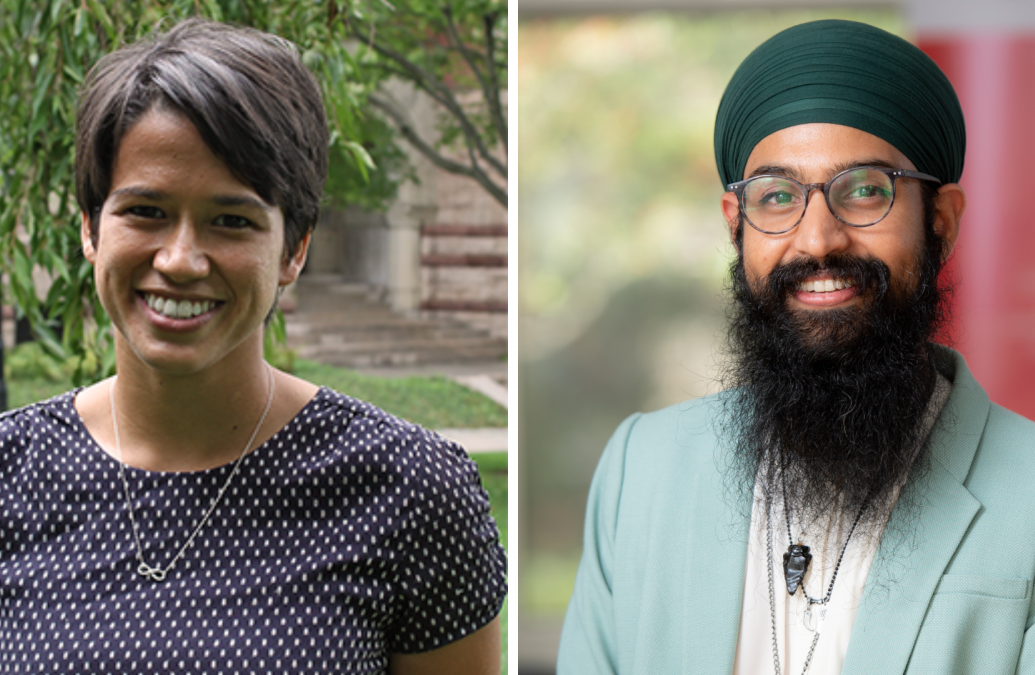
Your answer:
[558,346,1035,674]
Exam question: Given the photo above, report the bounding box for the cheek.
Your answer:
[741,231,787,283]
[857,224,926,278]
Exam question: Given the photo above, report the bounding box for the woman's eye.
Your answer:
[214,214,254,229]
[126,205,165,219]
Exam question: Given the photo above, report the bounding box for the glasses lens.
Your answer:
[828,169,894,225]
[741,177,804,233]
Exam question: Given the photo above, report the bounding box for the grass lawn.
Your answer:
[293,359,508,429]
[6,346,511,671]
[472,451,509,674]
[6,352,508,430]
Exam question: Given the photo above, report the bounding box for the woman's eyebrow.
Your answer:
[108,186,272,212]
[211,194,273,211]
[108,185,166,200]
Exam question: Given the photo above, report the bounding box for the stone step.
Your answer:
[297,346,505,368]
[287,324,484,345]
[285,275,506,370]
[312,332,502,350]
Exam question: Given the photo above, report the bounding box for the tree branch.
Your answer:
[369,92,506,206]
[346,20,506,178]
[482,11,507,153]
[441,6,506,153]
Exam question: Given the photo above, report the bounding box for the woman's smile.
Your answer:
[139,291,224,331]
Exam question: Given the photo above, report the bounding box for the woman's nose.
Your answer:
[153,222,210,282]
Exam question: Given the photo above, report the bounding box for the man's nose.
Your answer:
[791,189,851,260]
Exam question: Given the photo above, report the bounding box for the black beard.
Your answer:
[720,234,950,531]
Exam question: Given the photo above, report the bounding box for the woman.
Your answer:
[0,19,505,674]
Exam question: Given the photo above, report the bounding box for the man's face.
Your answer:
[721,123,954,308]
[717,123,966,527]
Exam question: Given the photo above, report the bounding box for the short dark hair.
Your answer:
[75,18,329,259]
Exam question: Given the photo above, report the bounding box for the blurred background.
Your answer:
[518,0,1035,672]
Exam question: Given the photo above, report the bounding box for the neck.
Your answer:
[109,335,273,472]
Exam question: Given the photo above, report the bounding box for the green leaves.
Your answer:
[337,0,508,204]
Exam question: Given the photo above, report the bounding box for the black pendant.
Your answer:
[783,543,812,595]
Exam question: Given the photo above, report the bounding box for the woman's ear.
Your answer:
[81,212,97,264]
[280,232,311,286]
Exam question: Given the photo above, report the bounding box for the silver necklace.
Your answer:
[110,364,275,582]
[766,487,870,675]
[782,478,869,620]
[767,506,821,675]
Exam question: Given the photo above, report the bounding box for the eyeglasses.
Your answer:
[727,166,941,235]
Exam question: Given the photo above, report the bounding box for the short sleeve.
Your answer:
[388,428,507,653]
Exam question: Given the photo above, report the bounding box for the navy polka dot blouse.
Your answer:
[0,387,507,673]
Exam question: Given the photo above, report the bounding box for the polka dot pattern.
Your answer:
[0,387,507,673]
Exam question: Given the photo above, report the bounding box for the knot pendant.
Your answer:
[137,562,167,582]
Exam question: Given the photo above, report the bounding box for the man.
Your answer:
[557,19,1035,674]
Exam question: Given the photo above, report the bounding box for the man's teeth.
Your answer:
[798,279,855,293]
[144,293,215,319]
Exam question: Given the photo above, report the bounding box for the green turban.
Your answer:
[714,20,965,187]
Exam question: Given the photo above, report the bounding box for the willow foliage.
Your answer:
[0,0,506,385]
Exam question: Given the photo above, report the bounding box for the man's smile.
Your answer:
[792,274,859,307]
[797,277,856,293]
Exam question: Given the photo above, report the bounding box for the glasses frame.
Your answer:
[726,166,942,235]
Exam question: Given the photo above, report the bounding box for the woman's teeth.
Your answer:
[144,293,215,319]
[798,279,855,293]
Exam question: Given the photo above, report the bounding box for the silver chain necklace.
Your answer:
[766,486,870,675]
[110,363,274,582]
[767,506,821,675]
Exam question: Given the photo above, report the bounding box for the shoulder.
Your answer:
[301,386,470,456]
[287,387,483,498]
[588,392,729,523]
[0,391,79,452]
[601,392,727,475]
[966,402,1035,490]
[981,402,1035,447]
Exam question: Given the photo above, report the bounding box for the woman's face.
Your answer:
[82,108,309,376]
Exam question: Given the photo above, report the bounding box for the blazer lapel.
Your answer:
[841,461,980,674]
[842,347,989,675]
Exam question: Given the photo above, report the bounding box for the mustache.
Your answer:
[757,253,893,303]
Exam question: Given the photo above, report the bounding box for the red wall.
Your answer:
[921,36,1035,418]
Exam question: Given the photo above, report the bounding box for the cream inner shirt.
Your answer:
[732,373,950,675]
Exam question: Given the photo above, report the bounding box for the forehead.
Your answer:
[742,123,917,181]
[110,109,266,203]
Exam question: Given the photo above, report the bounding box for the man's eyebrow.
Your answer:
[748,158,901,181]
[748,164,800,180]
[830,158,899,174]
[107,186,272,211]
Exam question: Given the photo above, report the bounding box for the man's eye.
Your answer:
[126,205,165,219]
[847,185,890,199]
[759,190,798,207]
[214,214,254,229]
[848,184,881,197]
